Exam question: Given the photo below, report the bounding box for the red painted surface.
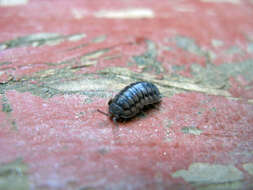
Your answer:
[1,0,253,189]
[1,91,252,189]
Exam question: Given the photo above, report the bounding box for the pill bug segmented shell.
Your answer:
[98,81,161,122]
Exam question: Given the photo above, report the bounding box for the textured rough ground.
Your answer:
[0,0,253,190]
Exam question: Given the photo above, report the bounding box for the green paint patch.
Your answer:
[130,40,164,74]
[196,181,243,190]
[1,95,12,113]
[174,35,204,56]
[211,107,216,112]
[9,81,63,99]
[0,33,86,49]
[2,103,12,113]
[247,43,253,53]
[172,163,244,185]
[0,158,30,190]
[11,120,18,131]
[167,36,252,94]
[243,163,253,175]
[181,126,203,135]
[191,59,253,89]
[0,62,12,66]
[172,65,185,72]
[226,46,243,55]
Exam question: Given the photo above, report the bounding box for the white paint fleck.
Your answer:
[0,0,28,6]
[203,125,209,129]
[211,39,224,47]
[94,8,154,19]
[25,33,60,41]
[71,8,87,19]
[42,39,64,47]
[42,103,48,107]
[174,5,195,12]
[68,33,86,42]
[0,44,7,50]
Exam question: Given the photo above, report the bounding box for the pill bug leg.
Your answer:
[112,117,118,126]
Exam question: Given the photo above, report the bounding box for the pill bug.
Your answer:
[98,81,161,122]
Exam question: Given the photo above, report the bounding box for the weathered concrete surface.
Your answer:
[1,0,253,190]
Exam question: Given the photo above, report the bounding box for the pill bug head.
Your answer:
[97,98,123,122]
[108,100,123,121]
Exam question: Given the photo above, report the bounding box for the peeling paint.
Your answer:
[100,67,232,98]
[181,126,203,135]
[80,49,109,62]
[0,159,30,190]
[191,59,253,89]
[172,35,219,63]
[94,9,154,19]
[49,75,125,95]
[247,43,253,53]
[71,8,87,19]
[0,62,12,67]
[226,46,243,55]
[172,163,244,184]
[243,163,253,176]
[0,44,7,50]
[174,35,203,55]
[130,40,164,74]
[67,33,86,42]
[0,33,86,49]
[1,94,12,113]
[211,39,224,48]
[11,120,18,131]
[196,181,243,190]
[92,35,107,43]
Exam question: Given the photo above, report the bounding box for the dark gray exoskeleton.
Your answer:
[98,81,161,123]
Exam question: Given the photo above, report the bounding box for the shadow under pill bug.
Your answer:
[98,81,162,122]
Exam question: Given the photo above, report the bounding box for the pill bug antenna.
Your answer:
[97,109,109,117]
